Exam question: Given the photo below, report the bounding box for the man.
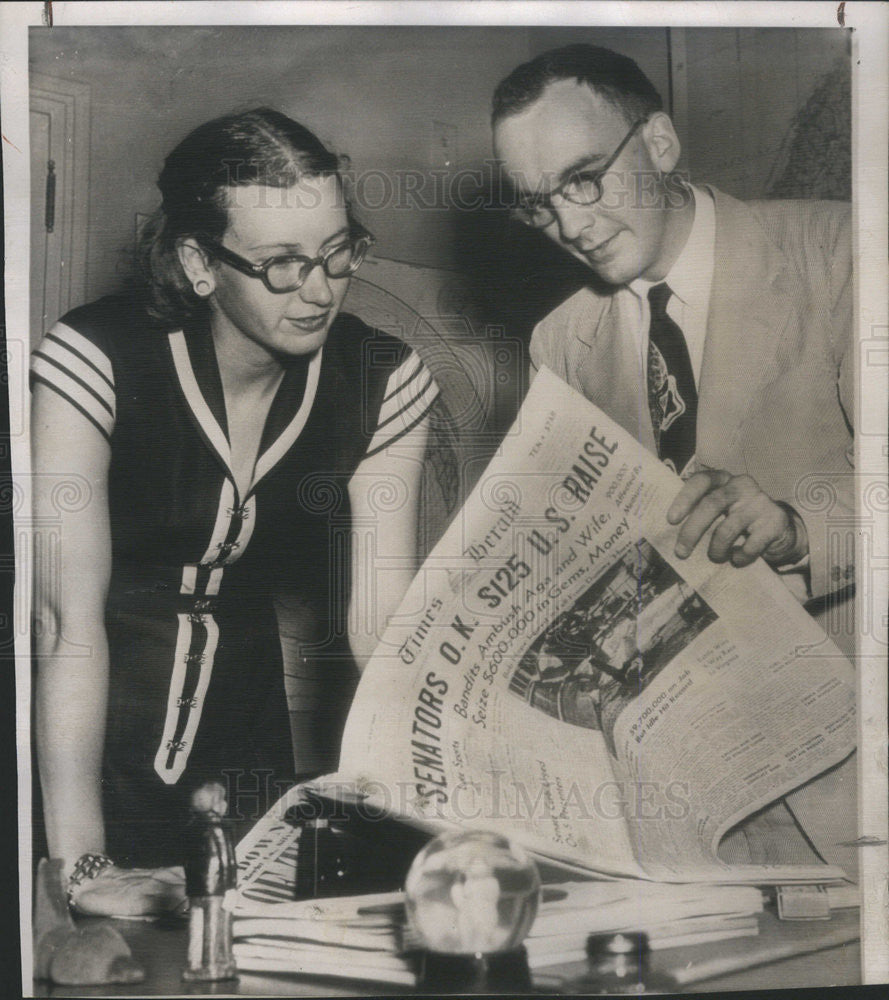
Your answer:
[491,44,856,872]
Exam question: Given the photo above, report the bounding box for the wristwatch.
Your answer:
[67,852,114,907]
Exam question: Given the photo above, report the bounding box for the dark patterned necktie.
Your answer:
[646,283,697,476]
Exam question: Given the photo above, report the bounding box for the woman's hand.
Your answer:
[70,865,187,918]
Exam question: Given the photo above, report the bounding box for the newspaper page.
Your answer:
[337,368,856,882]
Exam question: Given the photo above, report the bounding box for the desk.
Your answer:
[34,908,859,996]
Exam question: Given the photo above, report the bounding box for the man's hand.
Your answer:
[667,470,808,568]
[71,865,187,917]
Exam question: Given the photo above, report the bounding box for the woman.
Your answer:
[32,109,438,915]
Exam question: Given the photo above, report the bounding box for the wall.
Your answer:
[682,28,851,200]
[30,25,676,299]
[29,25,850,309]
[30,25,531,297]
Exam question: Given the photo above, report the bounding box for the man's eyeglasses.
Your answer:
[201,229,375,294]
[511,118,647,229]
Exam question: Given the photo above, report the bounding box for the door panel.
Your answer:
[29,105,65,348]
[29,74,91,350]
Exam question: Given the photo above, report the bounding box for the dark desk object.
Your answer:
[284,789,430,899]
[566,931,678,994]
[413,947,534,994]
[34,906,859,996]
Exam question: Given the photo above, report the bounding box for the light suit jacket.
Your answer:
[530,188,858,872]
[530,188,854,604]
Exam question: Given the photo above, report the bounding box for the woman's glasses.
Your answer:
[201,229,375,294]
[511,118,646,229]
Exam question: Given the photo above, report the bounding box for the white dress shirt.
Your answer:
[625,183,716,388]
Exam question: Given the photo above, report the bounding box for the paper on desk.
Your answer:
[234,917,399,951]
[234,890,404,920]
[232,915,761,983]
[528,912,758,952]
[232,940,416,986]
[530,879,763,937]
[231,877,766,985]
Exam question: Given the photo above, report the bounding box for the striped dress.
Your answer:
[31,297,438,867]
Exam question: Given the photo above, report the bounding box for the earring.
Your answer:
[193,279,213,298]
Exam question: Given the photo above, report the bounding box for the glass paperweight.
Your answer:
[405,829,541,956]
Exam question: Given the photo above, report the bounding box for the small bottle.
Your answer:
[182,783,238,982]
[568,932,677,994]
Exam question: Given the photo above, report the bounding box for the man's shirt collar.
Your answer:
[664,184,716,310]
[628,183,715,307]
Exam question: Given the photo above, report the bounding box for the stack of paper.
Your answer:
[231,880,766,985]
[232,892,413,985]
[522,880,764,968]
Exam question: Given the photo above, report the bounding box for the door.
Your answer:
[29,74,90,349]
[30,101,63,347]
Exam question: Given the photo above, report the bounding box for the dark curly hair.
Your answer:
[138,107,347,326]
[492,44,663,127]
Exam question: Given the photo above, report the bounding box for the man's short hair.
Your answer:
[492,43,663,126]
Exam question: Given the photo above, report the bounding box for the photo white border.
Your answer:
[3,1,886,990]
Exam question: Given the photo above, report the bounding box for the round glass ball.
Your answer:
[405,829,541,955]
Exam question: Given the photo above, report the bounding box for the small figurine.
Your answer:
[182,782,238,982]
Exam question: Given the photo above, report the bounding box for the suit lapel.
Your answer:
[696,188,796,468]
[571,290,657,453]
[566,189,798,468]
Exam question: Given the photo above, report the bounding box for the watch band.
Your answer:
[67,852,114,907]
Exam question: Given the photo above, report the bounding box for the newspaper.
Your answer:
[332,367,856,883]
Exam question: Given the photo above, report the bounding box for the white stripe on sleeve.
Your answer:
[365,352,439,457]
[31,323,116,440]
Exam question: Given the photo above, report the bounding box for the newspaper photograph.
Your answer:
[336,369,857,882]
